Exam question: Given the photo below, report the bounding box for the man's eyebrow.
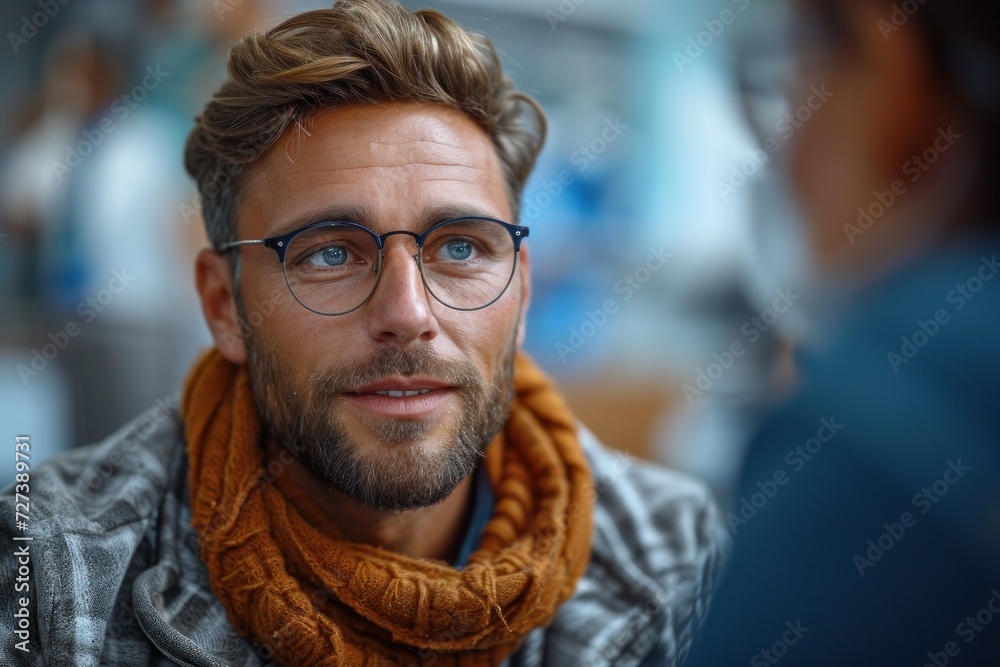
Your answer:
[417,205,507,229]
[268,204,507,237]
[269,205,376,236]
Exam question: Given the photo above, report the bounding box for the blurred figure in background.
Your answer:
[0,0,269,474]
[1,32,116,311]
[0,33,121,482]
[687,0,1000,664]
[49,0,268,446]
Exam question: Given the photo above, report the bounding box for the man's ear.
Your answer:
[195,248,247,364]
[516,244,532,348]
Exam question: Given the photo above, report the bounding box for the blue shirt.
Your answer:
[453,463,495,569]
[686,235,1000,666]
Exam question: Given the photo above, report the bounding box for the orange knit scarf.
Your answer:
[182,349,594,666]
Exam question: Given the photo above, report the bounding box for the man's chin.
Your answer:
[315,449,473,512]
[341,414,442,450]
[295,419,474,506]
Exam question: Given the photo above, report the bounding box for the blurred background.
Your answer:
[0,0,812,495]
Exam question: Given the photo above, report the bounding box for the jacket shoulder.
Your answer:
[0,399,185,665]
[1,397,183,534]
[536,427,728,667]
[582,426,727,577]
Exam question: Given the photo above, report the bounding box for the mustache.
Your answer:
[306,346,482,396]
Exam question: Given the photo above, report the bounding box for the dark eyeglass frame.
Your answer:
[217,215,530,315]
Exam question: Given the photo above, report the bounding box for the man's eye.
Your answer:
[305,246,350,267]
[442,240,474,261]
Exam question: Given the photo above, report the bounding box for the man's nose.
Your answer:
[365,240,439,345]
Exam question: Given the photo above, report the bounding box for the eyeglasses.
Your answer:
[218,216,529,315]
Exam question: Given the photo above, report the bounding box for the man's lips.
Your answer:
[343,377,457,418]
[347,377,454,396]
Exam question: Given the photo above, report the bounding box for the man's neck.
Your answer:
[264,440,475,562]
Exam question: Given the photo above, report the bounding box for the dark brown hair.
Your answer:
[184,0,546,249]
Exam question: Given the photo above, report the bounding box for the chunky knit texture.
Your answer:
[182,349,594,666]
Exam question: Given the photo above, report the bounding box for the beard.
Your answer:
[242,318,515,512]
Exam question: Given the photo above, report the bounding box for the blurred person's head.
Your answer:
[41,32,120,116]
[185,0,543,511]
[783,0,1000,279]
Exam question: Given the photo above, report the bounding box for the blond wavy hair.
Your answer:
[184,0,546,249]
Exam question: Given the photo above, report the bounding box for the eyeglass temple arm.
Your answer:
[217,239,266,253]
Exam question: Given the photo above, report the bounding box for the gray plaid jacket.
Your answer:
[1,399,727,666]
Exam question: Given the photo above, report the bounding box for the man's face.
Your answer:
[231,103,529,511]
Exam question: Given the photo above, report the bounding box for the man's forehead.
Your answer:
[255,103,497,174]
[240,102,511,235]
